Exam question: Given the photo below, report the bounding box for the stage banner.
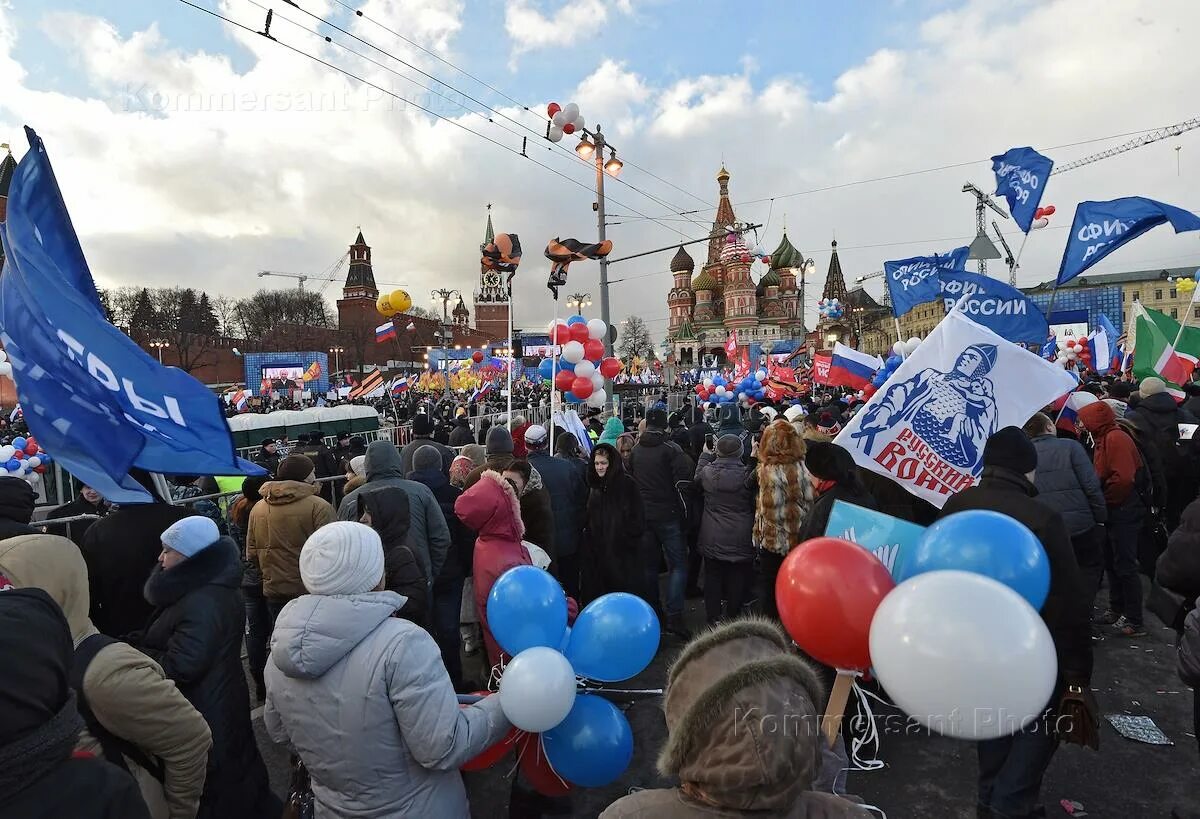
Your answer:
[835,307,1075,508]
[825,499,925,579]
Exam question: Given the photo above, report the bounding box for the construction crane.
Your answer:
[962,182,1009,277]
[992,220,1018,286]
[1050,117,1200,174]
[258,270,308,290]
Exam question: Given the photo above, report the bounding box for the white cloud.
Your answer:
[504,0,635,66]
[2,0,1198,340]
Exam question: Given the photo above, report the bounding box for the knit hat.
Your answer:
[161,516,221,558]
[1107,381,1134,400]
[1139,376,1166,398]
[647,408,669,430]
[300,522,385,595]
[413,413,435,435]
[412,444,442,472]
[449,455,474,487]
[783,405,805,423]
[816,412,842,436]
[982,426,1038,475]
[486,425,514,455]
[715,434,743,458]
[277,454,316,482]
[349,455,367,477]
[460,444,487,465]
[524,424,548,448]
[804,442,856,484]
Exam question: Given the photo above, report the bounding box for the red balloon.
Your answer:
[569,322,590,343]
[600,357,623,378]
[570,377,594,400]
[694,384,705,395]
[14,450,24,461]
[1065,339,1076,348]
[23,443,38,456]
[775,537,895,670]
[471,350,485,364]
[563,122,576,135]
[518,734,573,796]
[1034,207,1045,219]
[583,339,605,361]
[547,102,561,118]
[1042,205,1056,216]
[34,465,46,474]
[551,323,572,344]
[554,369,575,391]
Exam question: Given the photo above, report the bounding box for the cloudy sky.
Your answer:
[2,0,1198,344]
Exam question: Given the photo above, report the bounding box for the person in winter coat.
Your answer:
[501,458,556,563]
[798,442,876,544]
[247,454,337,624]
[0,474,37,539]
[338,441,452,586]
[228,475,270,701]
[448,413,475,447]
[0,587,153,819]
[1178,607,1200,755]
[450,444,486,488]
[694,435,756,624]
[400,413,456,476]
[1126,376,1199,530]
[1156,497,1200,626]
[82,470,190,639]
[0,535,212,819]
[408,445,473,690]
[462,426,519,489]
[264,522,512,817]
[628,408,695,637]
[131,517,279,819]
[526,424,586,598]
[48,484,107,546]
[1024,412,1108,598]
[358,487,429,628]
[1182,381,1200,418]
[752,420,815,620]
[291,433,340,504]
[939,427,1092,819]
[596,416,626,448]
[714,404,752,462]
[582,443,647,604]
[599,617,870,819]
[253,439,280,476]
[344,454,368,495]
[1078,401,1149,637]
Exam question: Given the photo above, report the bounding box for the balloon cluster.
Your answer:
[730,368,770,406]
[546,102,585,143]
[0,349,11,380]
[692,372,741,405]
[539,316,621,407]
[776,508,1056,742]
[1055,337,1090,369]
[0,436,50,480]
[1029,203,1056,231]
[1174,269,1200,294]
[817,297,843,319]
[480,567,658,789]
[375,288,413,317]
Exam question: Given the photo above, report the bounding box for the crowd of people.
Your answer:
[1,371,1198,818]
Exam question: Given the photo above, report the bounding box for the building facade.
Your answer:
[473,210,511,341]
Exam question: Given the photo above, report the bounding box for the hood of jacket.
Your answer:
[1136,390,1180,416]
[588,443,627,490]
[408,465,449,496]
[261,479,319,505]
[270,591,407,679]
[364,440,405,482]
[1078,400,1117,436]
[519,465,545,497]
[759,419,807,465]
[977,465,1038,497]
[0,534,95,643]
[359,486,411,547]
[454,470,524,542]
[597,417,626,446]
[0,476,35,526]
[143,537,242,608]
[658,619,824,811]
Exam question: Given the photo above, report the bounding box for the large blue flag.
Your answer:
[0,128,264,503]
[991,147,1054,233]
[1057,196,1200,286]
[939,271,1049,344]
[883,247,968,318]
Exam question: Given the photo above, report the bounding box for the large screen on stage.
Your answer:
[261,365,305,389]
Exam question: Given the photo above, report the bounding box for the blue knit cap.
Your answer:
[161,516,220,558]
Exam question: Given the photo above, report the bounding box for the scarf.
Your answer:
[0,692,84,800]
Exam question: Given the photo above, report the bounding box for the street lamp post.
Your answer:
[574,125,622,356]
[567,292,592,316]
[430,288,461,401]
[149,340,169,364]
[328,346,344,383]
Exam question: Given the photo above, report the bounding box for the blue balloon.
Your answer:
[538,358,554,379]
[486,566,568,656]
[558,626,572,653]
[753,389,765,399]
[555,359,575,374]
[713,375,726,387]
[896,510,1050,610]
[5,459,19,472]
[543,694,634,787]
[11,437,26,451]
[566,592,659,682]
[566,315,587,326]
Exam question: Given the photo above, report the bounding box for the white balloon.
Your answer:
[0,361,12,378]
[870,571,1057,741]
[547,126,564,143]
[561,341,585,364]
[587,388,607,408]
[1066,349,1077,359]
[755,369,768,381]
[0,350,7,362]
[574,359,596,378]
[551,110,568,127]
[589,371,604,391]
[703,378,713,388]
[25,456,40,469]
[573,114,585,131]
[904,337,922,355]
[499,647,577,732]
[586,318,607,340]
[714,385,727,397]
[562,102,580,121]
[0,446,13,462]
[893,341,905,356]
[1030,217,1049,230]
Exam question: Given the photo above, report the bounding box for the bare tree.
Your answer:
[212,295,239,337]
[617,315,654,361]
[404,305,439,321]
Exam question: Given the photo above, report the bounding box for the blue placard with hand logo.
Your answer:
[824,500,925,580]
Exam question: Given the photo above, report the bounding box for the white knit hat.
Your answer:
[161,516,220,558]
[783,405,805,423]
[300,522,385,595]
[349,455,367,477]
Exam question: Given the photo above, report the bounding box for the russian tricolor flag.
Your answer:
[376,321,397,343]
[827,342,883,391]
[1086,313,1119,375]
[1054,390,1098,433]
[391,376,408,395]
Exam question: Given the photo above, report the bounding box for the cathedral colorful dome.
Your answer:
[670,245,695,273]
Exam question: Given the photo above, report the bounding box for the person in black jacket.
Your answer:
[939,427,1092,819]
[400,413,456,476]
[526,424,586,599]
[81,469,189,638]
[358,487,430,629]
[131,516,279,819]
[798,442,877,543]
[253,439,280,476]
[694,435,756,624]
[47,485,108,546]
[1126,376,1199,530]
[292,432,339,503]
[0,475,37,540]
[0,587,151,819]
[582,444,647,604]
[448,412,476,447]
[628,408,694,636]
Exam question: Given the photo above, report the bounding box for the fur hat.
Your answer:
[982,426,1037,475]
[276,454,315,483]
[804,442,855,484]
[300,522,384,595]
[161,516,221,558]
[647,408,669,430]
[783,405,805,423]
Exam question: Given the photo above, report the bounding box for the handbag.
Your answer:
[281,756,314,819]
[1147,580,1188,631]
[1056,684,1100,750]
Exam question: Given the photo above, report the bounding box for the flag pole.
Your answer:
[550,295,560,456]
[507,287,514,423]
[1169,283,1200,353]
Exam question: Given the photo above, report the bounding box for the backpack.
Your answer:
[70,634,166,782]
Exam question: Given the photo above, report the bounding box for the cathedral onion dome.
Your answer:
[719,233,750,265]
[769,232,804,271]
[717,165,730,183]
[691,268,720,293]
[670,245,695,273]
[759,267,782,288]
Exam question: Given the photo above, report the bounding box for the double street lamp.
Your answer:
[430,288,461,400]
[149,340,170,364]
[567,292,592,316]
[328,346,344,382]
[572,125,622,355]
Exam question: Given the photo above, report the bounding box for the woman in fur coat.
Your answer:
[750,420,814,620]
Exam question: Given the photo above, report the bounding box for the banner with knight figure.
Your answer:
[834,307,1075,508]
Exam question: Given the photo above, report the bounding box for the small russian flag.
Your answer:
[376,321,397,343]
[391,376,408,395]
[232,389,248,411]
[827,342,883,391]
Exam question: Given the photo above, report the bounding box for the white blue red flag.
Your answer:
[827,343,882,390]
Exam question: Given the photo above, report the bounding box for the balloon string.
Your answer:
[847,680,884,772]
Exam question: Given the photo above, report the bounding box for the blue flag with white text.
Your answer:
[0,128,265,504]
[1057,197,1200,286]
[939,270,1049,344]
[991,147,1054,233]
